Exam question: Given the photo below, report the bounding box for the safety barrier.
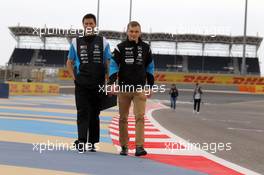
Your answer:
[7,82,60,96]
[58,69,264,94]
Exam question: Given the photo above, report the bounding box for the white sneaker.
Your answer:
[197,112,200,115]
[193,110,195,113]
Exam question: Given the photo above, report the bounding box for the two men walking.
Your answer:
[67,14,154,156]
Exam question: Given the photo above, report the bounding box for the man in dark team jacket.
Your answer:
[67,14,112,153]
[108,21,155,156]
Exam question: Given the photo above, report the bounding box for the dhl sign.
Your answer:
[155,74,218,84]
[58,69,264,93]
[182,75,217,84]
[154,72,264,86]
[7,82,60,96]
[232,77,264,85]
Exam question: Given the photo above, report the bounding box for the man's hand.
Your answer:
[66,59,76,81]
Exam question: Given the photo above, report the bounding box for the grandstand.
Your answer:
[7,26,263,82]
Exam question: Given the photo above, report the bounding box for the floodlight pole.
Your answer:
[97,0,100,28]
[129,0,132,22]
[241,0,248,75]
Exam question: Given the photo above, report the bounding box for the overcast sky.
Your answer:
[0,0,263,75]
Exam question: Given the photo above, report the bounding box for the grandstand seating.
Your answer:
[8,48,261,75]
[9,48,68,67]
[38,49,68,66]
[9,48,34,64]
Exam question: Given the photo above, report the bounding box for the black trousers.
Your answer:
[194,99,201,112]
[75,83,101,144]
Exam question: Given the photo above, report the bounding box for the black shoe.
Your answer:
[135,146,147,156]
[89,143,96,152]
[74,140,86,153]
[120,146,128,156]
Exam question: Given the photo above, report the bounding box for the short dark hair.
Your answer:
[127,21,141,30]
[82,13,96,24]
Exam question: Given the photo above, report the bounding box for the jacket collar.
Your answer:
[82,35,96,42]
[126,37,142,45]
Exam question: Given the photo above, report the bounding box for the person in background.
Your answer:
[169,84,178,110]
[193,83,203,114]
